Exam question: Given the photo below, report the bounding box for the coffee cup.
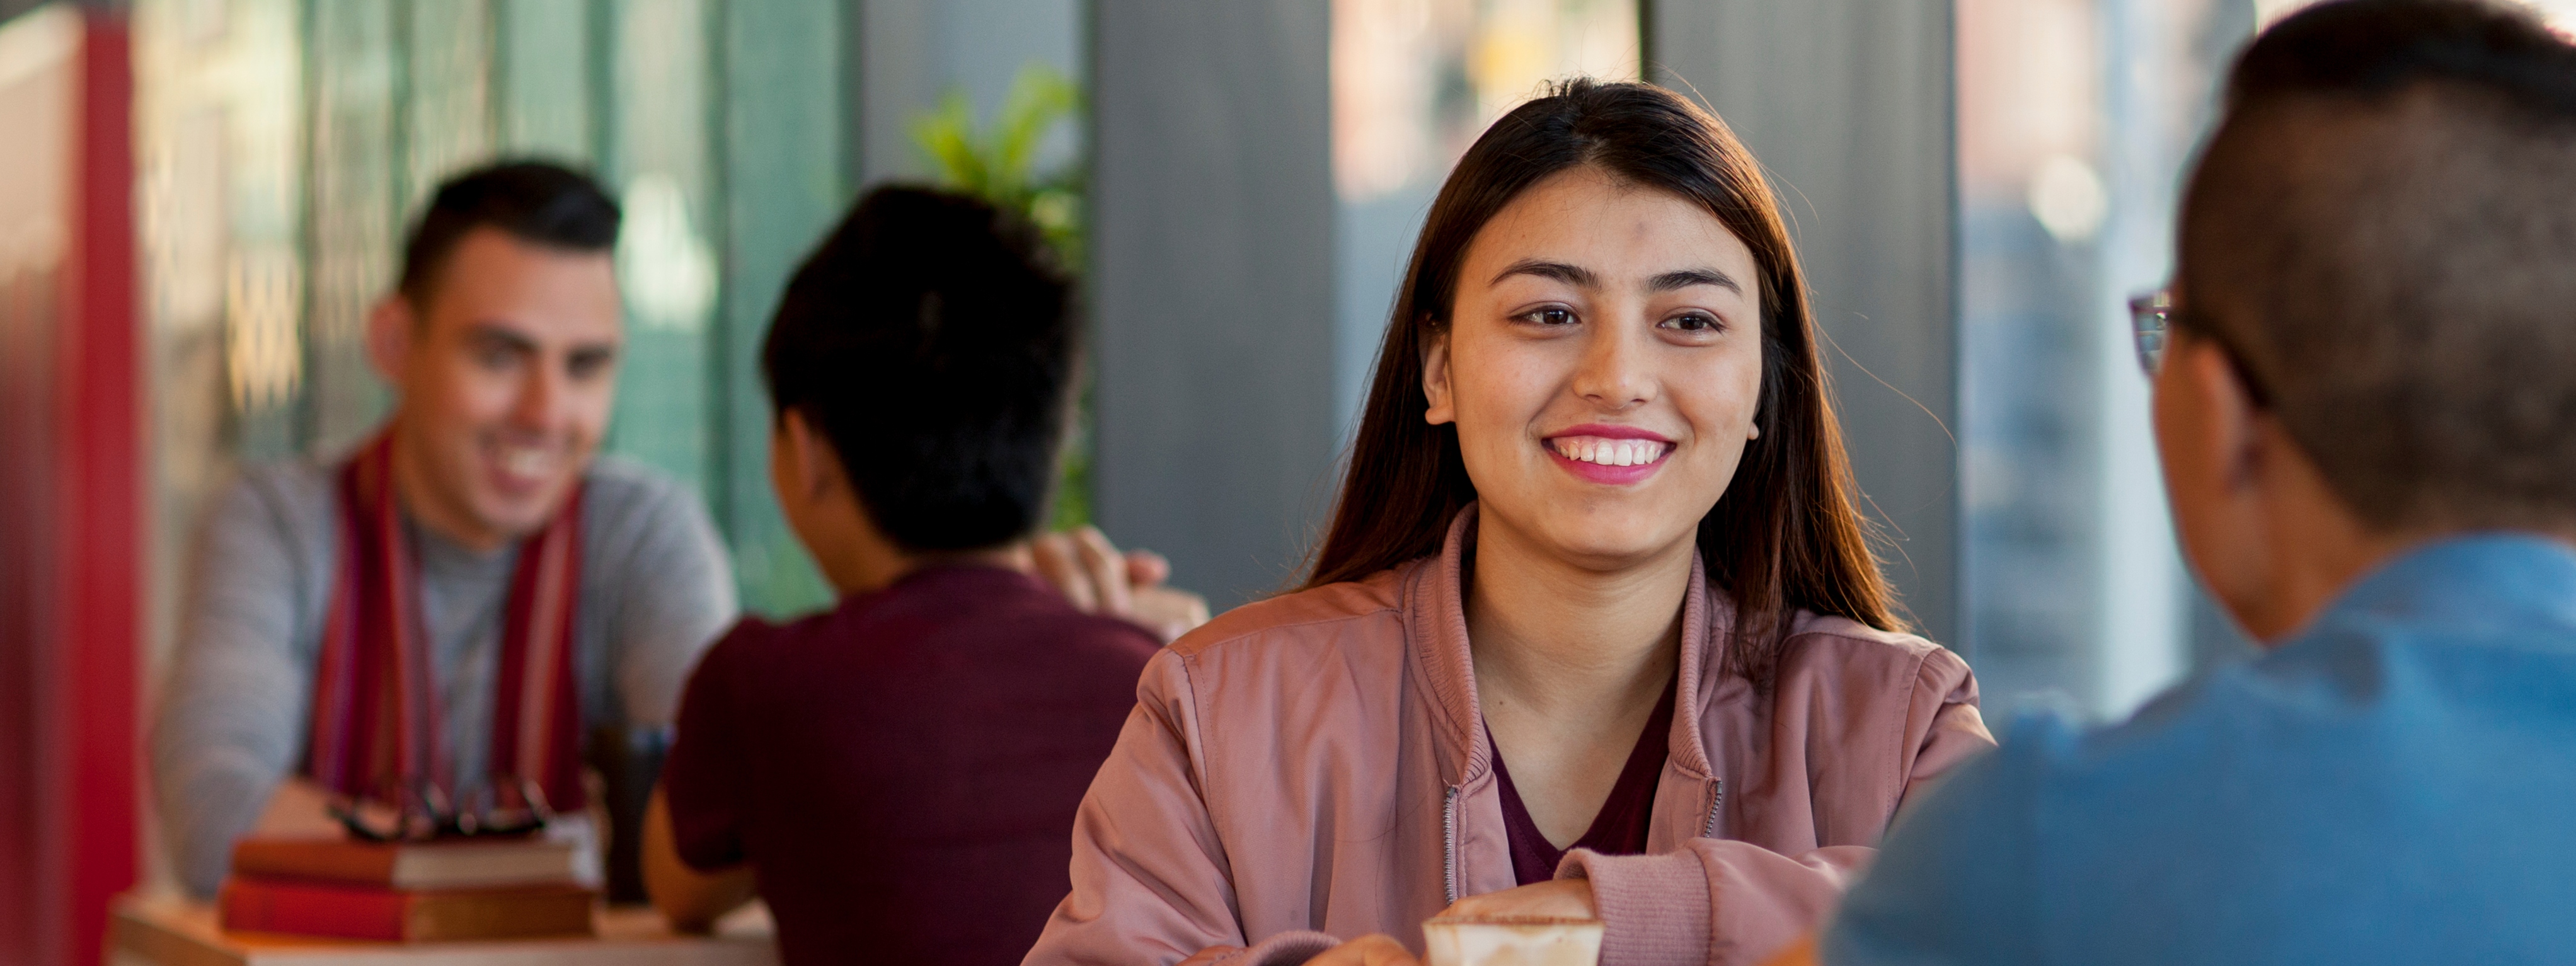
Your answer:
[1421,914,1604,966]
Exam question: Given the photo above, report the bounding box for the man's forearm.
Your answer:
[159,473,323,896]
[643,786,756,933]
[152,740,284,897]
[152,652,309,895]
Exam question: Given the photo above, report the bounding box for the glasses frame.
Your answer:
[2128,290,2173,375]
[2126,287,2274,407]
[328,774,555,843]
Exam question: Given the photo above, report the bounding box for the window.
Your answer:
[1957,0,2248,722]
[1330,0,1640,436]
[136,0,846,619]
[1959,0,2576,724]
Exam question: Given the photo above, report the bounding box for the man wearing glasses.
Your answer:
[151,162,739,897]
[1814,1,2576,963]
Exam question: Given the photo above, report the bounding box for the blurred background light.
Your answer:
[2029,153,2109,243]
[616,174,718,333]
[221,247,301,411]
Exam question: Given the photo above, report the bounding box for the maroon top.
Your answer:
[663,566,1160,966]
[1489,679,1677,886]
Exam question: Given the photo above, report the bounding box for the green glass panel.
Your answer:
[150,0,865,622]
[402,0,495,206]
[601,0,716,509]
[232,0,308,461]
[716,0,842,617]
[134,0,311,691]
[304,0,400,456]
[493,0,594,162]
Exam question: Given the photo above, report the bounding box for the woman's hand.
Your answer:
[1028,526,1212,643]
[249,777,344,839]
[1437,878,1599,920]
[1305,934,1423,966]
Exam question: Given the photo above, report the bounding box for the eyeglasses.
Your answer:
[2126,287,2273,407]
[328,776,555,842]
[2128,290,2174,374]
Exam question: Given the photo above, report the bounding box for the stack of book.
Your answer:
[219,836,597,942]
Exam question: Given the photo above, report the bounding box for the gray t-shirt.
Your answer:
[151,454,739,897]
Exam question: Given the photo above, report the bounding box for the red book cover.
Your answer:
[217,877,595,942]
[229,836,578,890]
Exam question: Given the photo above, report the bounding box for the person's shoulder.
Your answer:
[1968,667,2265,815]
[1163,563,1413,662]
[916,570,1165,660]
[2066,624,2461,770]
[578,454,704,519]
[1824,708,2062,964]
[1044,606,1168,659]
[681,611,799,688]
[1783,610,1945,659]
[1131,565,1420,766]
[1776,609,1969,691]
[220,456,335,511]
[575,454,727,568]
[201,457,337,546]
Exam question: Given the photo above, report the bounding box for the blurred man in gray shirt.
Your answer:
[152,161,737,897]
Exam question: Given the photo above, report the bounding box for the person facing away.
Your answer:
[1819,2,2576,963]
[1025,79,1994,966]
[640,187,1183,965]
[150,161,740,897]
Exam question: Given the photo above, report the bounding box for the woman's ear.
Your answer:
[1422,327,1457,426]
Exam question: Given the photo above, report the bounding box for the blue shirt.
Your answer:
[1827,535,2576,965]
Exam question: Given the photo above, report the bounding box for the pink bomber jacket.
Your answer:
[1024,507,1992,966]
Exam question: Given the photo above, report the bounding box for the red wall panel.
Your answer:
[64,16,138,966]
[0,9,139,966]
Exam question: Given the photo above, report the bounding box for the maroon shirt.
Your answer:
[1489,680,1676,885]
[663,565,1159,966]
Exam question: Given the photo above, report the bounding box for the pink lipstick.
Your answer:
[1543,423,1674,486]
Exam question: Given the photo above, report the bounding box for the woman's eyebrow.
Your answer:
[1491,258,1599,289]
[1648,268,1742,294]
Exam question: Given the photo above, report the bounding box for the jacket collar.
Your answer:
[1406,503,1721,787]
[2305,532,2576,644]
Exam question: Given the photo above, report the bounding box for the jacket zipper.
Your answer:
[1442,785,1461,904]
[1701,778,1725,838]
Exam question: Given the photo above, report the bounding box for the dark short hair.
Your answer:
[2228,0,2576,111]
[2182,0,2576,531]
[761,186,1076,552]
[397,160,621,306]
[1304,79,1899,687]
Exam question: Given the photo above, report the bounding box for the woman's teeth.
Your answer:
[1550,436,1671,467]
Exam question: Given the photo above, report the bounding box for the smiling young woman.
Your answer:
[1024,81,1993,966]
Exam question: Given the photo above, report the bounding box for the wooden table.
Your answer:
[108,895,780,966]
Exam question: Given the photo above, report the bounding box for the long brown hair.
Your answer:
[1303,79,1902,686]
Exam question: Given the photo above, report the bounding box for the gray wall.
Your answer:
[1648,0,1962,647]
[1089,0,1338,607]
[853,0,1083,187]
